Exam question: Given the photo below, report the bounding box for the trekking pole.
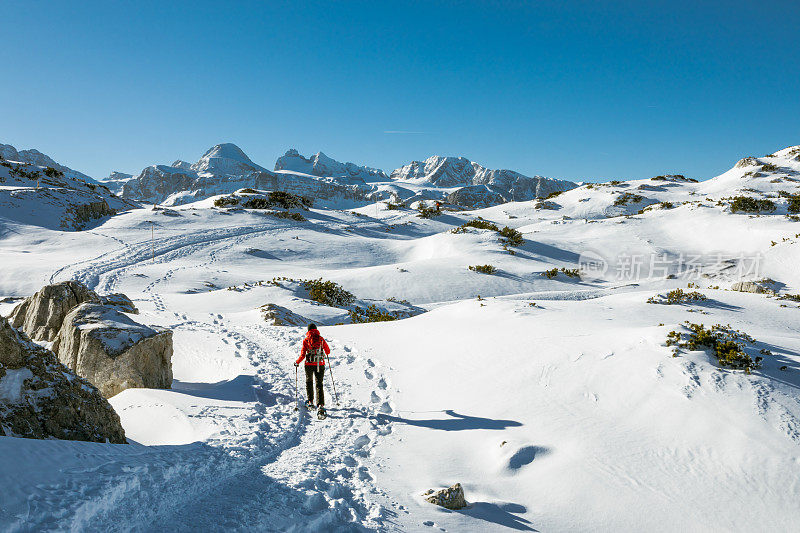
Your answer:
[324,351,340,406]
[294,364,299,411]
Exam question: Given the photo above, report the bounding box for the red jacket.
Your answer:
[296,330,330,366]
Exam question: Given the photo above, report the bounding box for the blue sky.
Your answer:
[1,1,797,181]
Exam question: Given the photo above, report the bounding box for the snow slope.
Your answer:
[1,145,800,531]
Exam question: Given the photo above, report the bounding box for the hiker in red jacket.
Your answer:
[294,323,330,414]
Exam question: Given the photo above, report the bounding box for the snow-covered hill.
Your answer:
[1,144,800,531]
[0,151,137,230]
[0,143,93,182]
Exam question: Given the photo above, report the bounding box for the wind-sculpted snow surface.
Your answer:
[1,145,800,531]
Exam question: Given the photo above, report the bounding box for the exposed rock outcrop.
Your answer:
[9,280,100,342]
[447,185,506,208]
[52,303,173,398]
[422,483,467,510]
[259,303,309,326]
[0,316,126,443]
[63,200,117,229]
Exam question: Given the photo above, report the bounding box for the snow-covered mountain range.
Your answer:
[104,144,577,208]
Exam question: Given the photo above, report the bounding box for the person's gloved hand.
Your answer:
[294,362,299,368]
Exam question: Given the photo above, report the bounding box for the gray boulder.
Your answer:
[731,280,776,294]
[53,303,173,398]
[0,315,126,443]
[9,280,100,341]
[422,483,467,510]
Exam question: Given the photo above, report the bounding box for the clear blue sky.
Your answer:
[1,0,797,182]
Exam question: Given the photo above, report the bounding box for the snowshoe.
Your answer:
[317,406,327,420]
[305,400,314,410]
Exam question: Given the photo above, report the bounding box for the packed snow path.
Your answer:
[11,221,399,531]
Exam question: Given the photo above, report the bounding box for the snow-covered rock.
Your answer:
[52,303,173,398]
[422,483,467,510]
[0,315,126,443]
[9,281,101,342]
[259,303,309,326]
[100,293,139,314]
[274,149,388,183]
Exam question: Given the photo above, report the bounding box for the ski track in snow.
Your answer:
[36,223,400,532]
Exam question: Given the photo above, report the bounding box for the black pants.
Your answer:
[305,365,325,406]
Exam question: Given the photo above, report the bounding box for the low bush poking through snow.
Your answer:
[348,305,399,323]
[302,279,356,307]
[499,226,524,246]
[729,196,776,213]
[542,267,581,279]
[787,194,800,214]
[666,322,761,371]
[214,195,240,207]
[268,210,306,221]
[613,192,644,206]
[453,217,499,232]
[416,200,440,219]
[468,264,497,274]
[647,289,707,305]
[452,219,524,247]
[384,201,405,210]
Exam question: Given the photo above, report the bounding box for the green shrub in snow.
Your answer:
[468,264,496,274]
[542,267,580,279]
[499,226,524,246]
[666,322,760,371]
[613,193,644,206]
[416,200,440,219]
[647,288,707,305]
[302,278,355,307]
[269,211,306,221]
[787,195,800,214]
[729,196,776,213]
[214,195,240,207]
[456,218,499,231]
[348,305,399,323]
